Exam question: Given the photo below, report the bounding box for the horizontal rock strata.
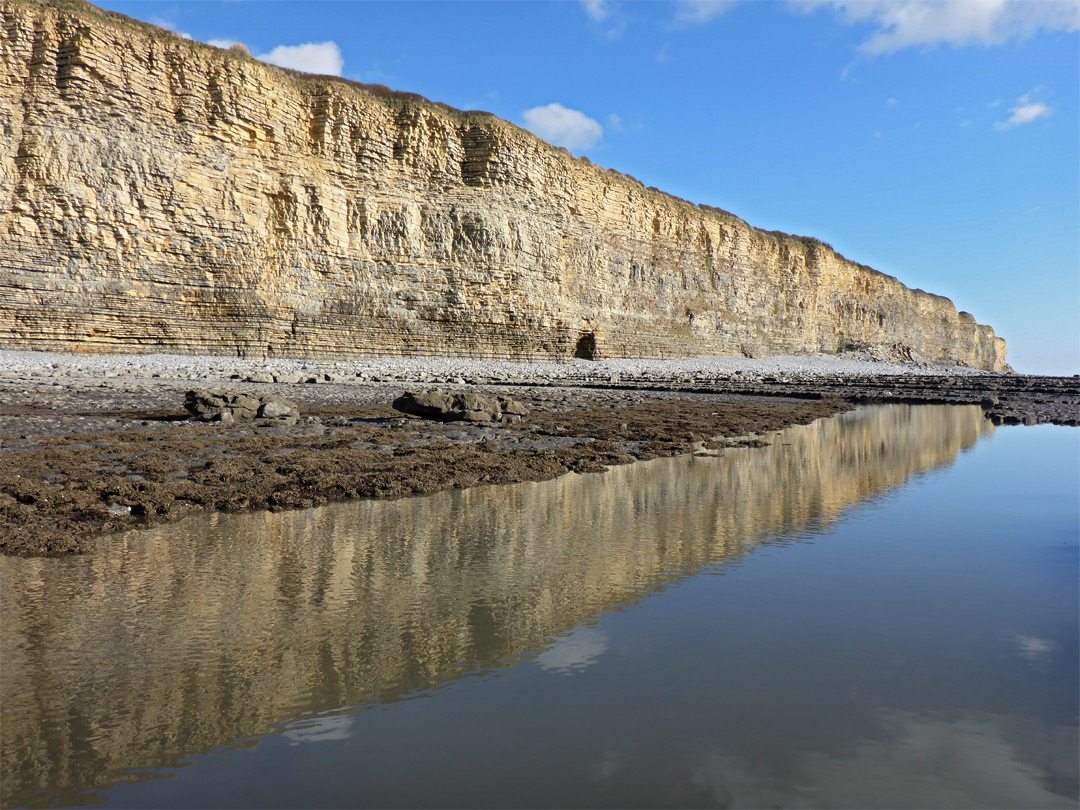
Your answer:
[1,0,1007,370]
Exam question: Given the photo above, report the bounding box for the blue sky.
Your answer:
[99,0,1079,374]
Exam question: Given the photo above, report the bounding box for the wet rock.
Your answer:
[185,390,299,426]
[392,390,529,424]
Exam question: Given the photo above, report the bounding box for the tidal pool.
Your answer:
[2,405,1077,809]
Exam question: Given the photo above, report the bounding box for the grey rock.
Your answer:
[185,389,300,425]
[258,396,297,420]
[392,389,529,424]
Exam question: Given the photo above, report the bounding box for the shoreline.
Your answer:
[2,351,1077,557]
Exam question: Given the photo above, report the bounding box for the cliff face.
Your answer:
[0,1,1008,370]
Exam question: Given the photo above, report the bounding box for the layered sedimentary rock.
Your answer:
[0,0,1008,369]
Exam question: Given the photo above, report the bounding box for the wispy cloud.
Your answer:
[582,0,613,23]
[673,0,739,25]
[794,0,1080,53]
[149,16,191,40]
[995,94,1053,130]
[256,42,344,76]
[581,0,627,38]
[607,113,624,132]
[523,103,603,150]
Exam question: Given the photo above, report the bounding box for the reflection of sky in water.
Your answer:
[1015,634,1058,662]
[536,625,609,674]
[691,711,1075,810]
[283,715,354,745]
[1,409,1075,809]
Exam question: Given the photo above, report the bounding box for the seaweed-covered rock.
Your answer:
[184,390,299,425]
[392,390,528,424]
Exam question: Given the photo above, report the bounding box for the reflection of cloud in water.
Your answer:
[536,625,609,674]
[0,405,1000,806]
[592,748,622,780]
[692,712,1077,809]
[1015,634,1057,662]
[283,715,354,745]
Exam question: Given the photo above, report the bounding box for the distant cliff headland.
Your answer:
[0,0,1008,370]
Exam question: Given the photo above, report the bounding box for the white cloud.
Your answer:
[150,16,191,40]
[523,103,603,150]
[255,42,344,77]
[581,0,627,38]
[582,0,614,22]
[795,0,1080,53]
[207,39,243,50]
[995,94,1053,129]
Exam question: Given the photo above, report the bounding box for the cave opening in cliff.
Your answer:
[575,332,598,361]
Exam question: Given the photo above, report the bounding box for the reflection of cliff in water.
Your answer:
[0,405,992,807]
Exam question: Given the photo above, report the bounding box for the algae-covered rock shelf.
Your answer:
[0,0,1008,370]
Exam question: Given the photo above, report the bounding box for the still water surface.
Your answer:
[2,405,1077,808]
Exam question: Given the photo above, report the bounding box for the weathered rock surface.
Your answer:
[1,0,1007,370]
[393,390,527,423]
[184,389,299,425]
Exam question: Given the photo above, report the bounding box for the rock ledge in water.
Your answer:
[392,390,528,424]
[184,389,299,425]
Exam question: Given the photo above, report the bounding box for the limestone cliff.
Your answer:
[0,0,1008,370]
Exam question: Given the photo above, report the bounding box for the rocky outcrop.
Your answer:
[184,389,299,425]
[0,0,1008,370]
[392,390,528,423]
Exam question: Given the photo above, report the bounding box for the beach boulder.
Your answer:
[392,390,528,424]
[185,390,300,425]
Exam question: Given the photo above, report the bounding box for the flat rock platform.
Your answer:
[1,351,1076,556]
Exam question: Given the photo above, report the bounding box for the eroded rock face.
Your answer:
[0,1,1008,371]
[393,390,528,423]
[185,390,299,425]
